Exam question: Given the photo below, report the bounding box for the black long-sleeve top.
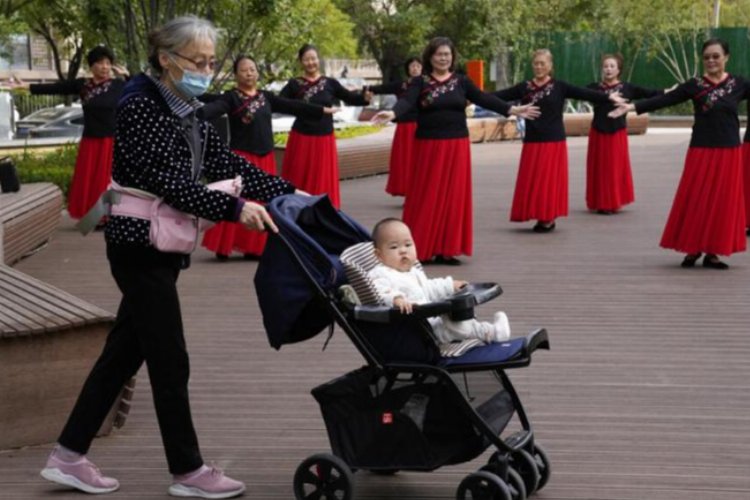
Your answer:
[391,73,511,139]
[279,76,368,135]
[586,81,663,133]
[494,79,610,143]
[30,78,126,138]
[634,75,750,148]
[198,88,325,155]
[105,74,295,249]
[368,79,417,123]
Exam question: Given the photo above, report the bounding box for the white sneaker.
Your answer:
[492,312,511,342]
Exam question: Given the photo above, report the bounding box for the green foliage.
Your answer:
[11,144,78,199]
[274,124,383,146]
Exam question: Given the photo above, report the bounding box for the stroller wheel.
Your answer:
[456,471,511,500]
[531,443,551,491]
[509,450,540,495]
[293,453,354,500]
[479,463,526,500]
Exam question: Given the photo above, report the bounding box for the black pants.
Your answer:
[58,245,203,474]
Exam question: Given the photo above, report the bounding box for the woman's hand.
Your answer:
[322,106,339,115]
[393,296,414,314]
[453,280,468,291]
[112,64,130,78]
[608,102,634,119]
[509,104,541,120]
[239,201,278,233]
[608,91,626,105]
[294,188,311,196]
[371,110,395,124]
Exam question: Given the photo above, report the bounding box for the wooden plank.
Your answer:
[0,130,748,499]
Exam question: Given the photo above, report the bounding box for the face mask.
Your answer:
[168,56,212,98]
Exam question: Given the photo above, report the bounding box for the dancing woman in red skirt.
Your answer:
[28,46,127,219]
[279,44,369,208]
[365,57,423,196]
[743,113,750,236]
[494,49,622,232]
[586,54,664,214]
[611,38,749,269]
[198,55,333,260]
[372,37,539,265]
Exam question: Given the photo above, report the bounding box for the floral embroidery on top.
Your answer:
[419,74,459,107]
[522,80,555,104]
[693,75,735,112]
[599,82,623,95]
[297,77,327,102]
[81,78,113,104]
[231,89,266,124]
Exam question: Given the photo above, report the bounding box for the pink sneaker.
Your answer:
[40,450,119,494]
[169,465,246,499]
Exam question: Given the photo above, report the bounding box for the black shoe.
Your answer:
[746,227,749,236]
[680,253,702,268]
[596,209,615,215]
[437,255,461,266]
[215,253,230,262]
[532,222,556,233]
[702,254,729,269]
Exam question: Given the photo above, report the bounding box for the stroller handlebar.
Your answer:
[351,282,503,323]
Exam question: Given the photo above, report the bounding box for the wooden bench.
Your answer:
[0,182,63,265]
[0,265,130,450]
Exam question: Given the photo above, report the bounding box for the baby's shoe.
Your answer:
[169,464,246,498]
[492,312,511,342]
[40,446,119,494]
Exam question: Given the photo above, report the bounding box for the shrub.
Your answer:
[10,144,77,200]
[274,124,383,146]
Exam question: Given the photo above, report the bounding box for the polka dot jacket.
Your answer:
[105,74,295,248]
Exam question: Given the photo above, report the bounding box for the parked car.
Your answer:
[15,106,83,139]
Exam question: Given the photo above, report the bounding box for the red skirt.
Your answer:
[402,137,472,260]
[385,121,417,196]
[281,130,340,208]
[586,128,634,211]
[660,147,746,256]
[201,151,276,257]
[510,141,568,222]
[67,136,114,219]
[743,142,750,227]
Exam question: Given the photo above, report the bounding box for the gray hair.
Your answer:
[147,15,217,76]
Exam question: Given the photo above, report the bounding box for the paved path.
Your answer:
[1,131,749,499]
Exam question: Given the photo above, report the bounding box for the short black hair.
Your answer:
[233,54,257,74]
[403,57,421,76]
[298,43,318,61]
[422,37,456,75]
[372,217,404,247]
[702,38,730,56]
[87,45,114,66]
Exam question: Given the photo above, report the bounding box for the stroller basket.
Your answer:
[312,366,515,471]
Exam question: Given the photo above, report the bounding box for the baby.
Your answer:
[368,218,511,344]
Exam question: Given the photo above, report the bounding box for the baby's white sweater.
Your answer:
[368,264,454,306]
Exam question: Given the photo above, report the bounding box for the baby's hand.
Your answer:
[393,296,414,314]
[453,280,468,291]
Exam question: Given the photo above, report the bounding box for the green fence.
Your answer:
[510,27,750,88]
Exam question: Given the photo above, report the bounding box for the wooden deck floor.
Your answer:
[2,130,750,499]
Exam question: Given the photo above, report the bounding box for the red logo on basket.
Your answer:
[381,412,393,424]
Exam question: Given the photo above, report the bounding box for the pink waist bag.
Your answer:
[110,177,243,254]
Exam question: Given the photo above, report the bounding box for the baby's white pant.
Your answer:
[428,315,493,344]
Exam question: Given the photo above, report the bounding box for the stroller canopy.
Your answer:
[254,194,371,349]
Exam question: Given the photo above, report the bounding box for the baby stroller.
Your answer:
[255,194,551,500]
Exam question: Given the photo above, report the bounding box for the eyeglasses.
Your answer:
[702,53,723,61]
[171,52,216,71]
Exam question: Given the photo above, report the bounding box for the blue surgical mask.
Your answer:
[168,56,212,98]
